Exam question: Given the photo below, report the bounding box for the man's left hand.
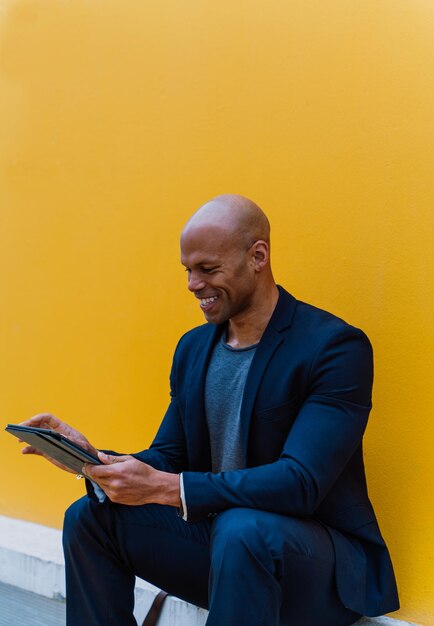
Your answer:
[83,452,181,507]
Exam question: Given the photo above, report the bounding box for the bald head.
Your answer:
[181,195,278,332]
[181,194,270,250]
[180,195,277,329]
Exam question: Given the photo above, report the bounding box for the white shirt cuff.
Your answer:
[91,480,107,503]
[179,473,188,521]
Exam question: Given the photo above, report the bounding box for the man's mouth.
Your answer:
[199,295,219,309]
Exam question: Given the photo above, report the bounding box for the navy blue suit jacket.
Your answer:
[134,286,399,617]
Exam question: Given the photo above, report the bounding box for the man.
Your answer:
[21,195,399,626]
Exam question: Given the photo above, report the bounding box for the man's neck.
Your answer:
[226,284,279,349]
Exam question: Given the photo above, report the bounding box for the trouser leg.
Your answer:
[64,497,362,626]
[63,496,212,626]
[206,508,361,626]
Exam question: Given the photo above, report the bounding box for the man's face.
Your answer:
[180,226,256,325]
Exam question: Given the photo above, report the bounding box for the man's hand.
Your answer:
[84,453,181,507]
[19,413,98,475]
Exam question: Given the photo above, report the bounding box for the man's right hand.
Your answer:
[18,413,98,475]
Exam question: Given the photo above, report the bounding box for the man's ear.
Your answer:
[250,240,269,271]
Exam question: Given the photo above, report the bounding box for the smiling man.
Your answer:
[20,195,399,626]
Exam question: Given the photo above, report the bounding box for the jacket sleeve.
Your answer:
[182,326,373,522]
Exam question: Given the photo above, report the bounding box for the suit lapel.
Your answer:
[239,327,283,464]
[240,286,297,463]
[184,323,222,471]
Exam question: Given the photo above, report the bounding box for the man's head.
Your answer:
[180,194,275,325]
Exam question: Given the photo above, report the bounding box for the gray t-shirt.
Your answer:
[205,333,257,473]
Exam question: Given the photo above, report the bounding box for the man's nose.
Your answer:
[187,272,206,292]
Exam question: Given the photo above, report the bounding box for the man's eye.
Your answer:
[183,266,218,275]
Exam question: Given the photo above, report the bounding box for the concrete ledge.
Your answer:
[0,515,415,626]
[0,515,208,625]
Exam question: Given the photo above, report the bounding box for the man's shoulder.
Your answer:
[295,299,352,330]
[278,286,370,343]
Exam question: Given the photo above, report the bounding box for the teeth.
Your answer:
[200,296,218,305]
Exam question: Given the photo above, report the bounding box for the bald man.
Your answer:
[21,195,399,626]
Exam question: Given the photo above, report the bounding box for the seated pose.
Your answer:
[21,194,399,626]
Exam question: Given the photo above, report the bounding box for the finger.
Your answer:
[81,464,92,479]
[82,462,107,479]
[97,452,129,464]
[84,455,130,480]
[21,446,43,456]
[19,413,60,429]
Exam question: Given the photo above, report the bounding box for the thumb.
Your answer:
[97,452,129,464]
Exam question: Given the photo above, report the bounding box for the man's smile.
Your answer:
[198,295,219,310]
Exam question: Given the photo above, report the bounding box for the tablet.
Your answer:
[5,424,102,475]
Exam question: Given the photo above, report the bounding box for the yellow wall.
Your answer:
[1,0,433,622]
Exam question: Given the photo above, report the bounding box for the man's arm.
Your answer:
[182,326,373,522]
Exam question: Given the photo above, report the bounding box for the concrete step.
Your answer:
[0,581,65,626]
[0,514,416,626]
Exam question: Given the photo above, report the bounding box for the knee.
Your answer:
[63,496,94,549]
[211,508,270,562]
[212,508,262,538]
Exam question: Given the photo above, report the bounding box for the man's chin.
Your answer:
[202,312,218,324]
[202,309,227,325]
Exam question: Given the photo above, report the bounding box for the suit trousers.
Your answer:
[62,496,361,626]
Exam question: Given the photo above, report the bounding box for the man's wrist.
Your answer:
[156,471,181,507]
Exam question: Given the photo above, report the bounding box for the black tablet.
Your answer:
[5,424,102,475]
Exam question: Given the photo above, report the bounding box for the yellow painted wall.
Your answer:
[1,0,433,622]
